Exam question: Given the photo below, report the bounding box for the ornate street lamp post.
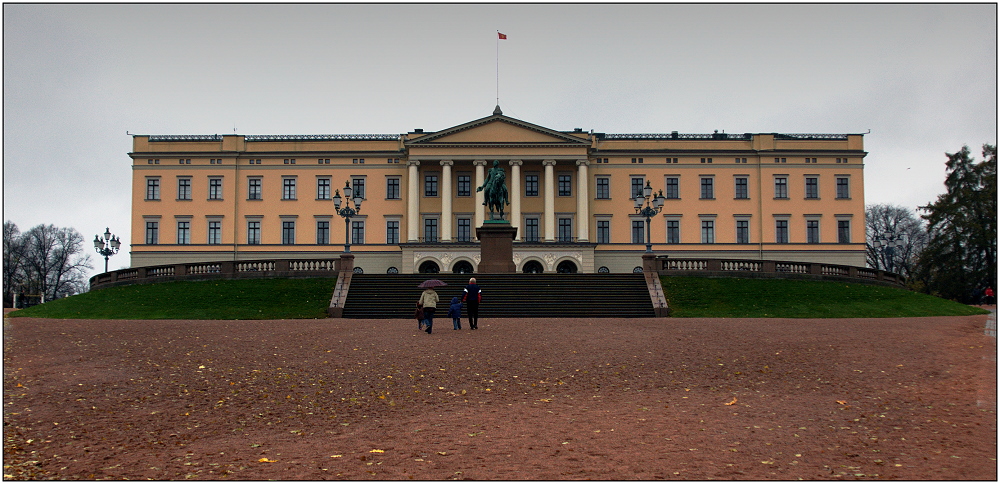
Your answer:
[871,232,908,273]
[93,227,121,273]
[634,181,665,253]
[333,181,363,253]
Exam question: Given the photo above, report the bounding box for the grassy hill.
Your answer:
[6,275,988,320]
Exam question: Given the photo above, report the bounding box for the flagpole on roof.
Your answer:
[496,30,500,106]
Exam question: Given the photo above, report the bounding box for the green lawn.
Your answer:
[660,276,990,318]
[9,278,338,320]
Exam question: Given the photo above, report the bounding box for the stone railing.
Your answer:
[89,257,349,291]
[656,257,905,286]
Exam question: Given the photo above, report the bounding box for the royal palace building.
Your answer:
[129,107,867,274]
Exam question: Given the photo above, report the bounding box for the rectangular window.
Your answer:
[145,221,159,244]
[805,177,819,199]
[177,178,191,200]
[207,221,221,244]
[457,218,471,242]
[352,178,365,199]
[209,178,223,200]
[424,175,438,197]
[775,220,789,244]
[524,218,539,242]
[736,220,750,244]
[284,158,296,164]
[146,178,160,200]
[424,219,438,242]
[147,159,159,164]
[735,177,748,199]
[807,220,820,244]
[386,221,399,245]
[666,178,679,199]
[525,174,539,197]
[387,158,400,164]
[632,220,645,244]
[248,159,261,165]
[316,221,330,245]
[597,220,610,243]
[631,178,645,199]
[386,177,401,200]
[701,220,715,244]
[352,158,365,164]
[281,221,295,244]
[351,220,365,245]
[247,221,261,245]
[774,157,786,163]
[774,177,788,199]
[558,174,572,196]
[283,178,296,200]
[177,221,190,244]
[457,175,471,197]
[700,157,713,164]
[838,220,851,243]
[735,157,747,163]
[666,157,678,164]
[631,157,644,164]
[805,157,817,164]
[596,177,610,199]
[317,178,331,200]
[248,178,262,200]
[667,220,680,244]
[558,218,573,242]
[596,157,609,164]
[700,177,714,199]
[836,177,850,198]
[318,158,330,164]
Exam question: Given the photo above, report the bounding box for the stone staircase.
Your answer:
[340,273,656,319]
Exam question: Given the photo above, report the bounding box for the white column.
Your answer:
[543,159,556,242]
[406,160,421,242]
[509,159,522,240]
[440,160,453,241]
[576,159,590,242]
[474,159,487,231]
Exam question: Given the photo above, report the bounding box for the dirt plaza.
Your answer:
[3,313,996,480]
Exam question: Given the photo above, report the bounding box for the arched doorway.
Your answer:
[452,260,474,274]
[418,261,440,273]
[556,260,578,273]
[522,260,544,273]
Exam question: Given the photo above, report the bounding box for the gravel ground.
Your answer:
[3,313,996,480]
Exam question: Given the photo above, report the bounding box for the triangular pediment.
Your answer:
[406,114,589,146]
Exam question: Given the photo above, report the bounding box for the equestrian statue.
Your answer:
[476,160,510,221]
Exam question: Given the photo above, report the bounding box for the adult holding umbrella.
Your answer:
[417,279,445,334]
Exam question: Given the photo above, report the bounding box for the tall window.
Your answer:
[735,177,748,199]
[386,177,400,200]
[282,221,295,245]
[146,178,160,200]
[386,221,399,245]
[666,178,680,199]
[207,221,221,244]
[558,174,572,196]
[631,178,645,199]
[316,221,330,244]
[145,221,158,244]
[352,178,365,199]
[807,220,820,244]
[424,219,438,242]
[805,177,818,199]
[775,220,789,244]
[283,178,296,200]
[558,218,573,242]
[177,178,191,200]
[177,221,190,244]
[524,218,539,242]
[700,177,714,199]
[209,178,223,200]
[317,178,331,200]
[838,220,851,243]
[248,178,262,200]
[596,177,610,199]
[247,221,261,245]
[525,174,539,197]
[836,177,850,199]
[774,177,788,199]
[457,218,472,242]
[351,220,365,245]
[597,220,610,243]
[631,220,645,244]
[701,220,715,244]
[667,220,680,244]
[424,175,438,197]
[457,175,471,197]
[736,220,750,244]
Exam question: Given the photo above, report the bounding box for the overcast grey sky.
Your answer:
[3,3,996,277]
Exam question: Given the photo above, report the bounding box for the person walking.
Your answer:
[448,296,463,330]
[986,287,995,306]
[418,287,439,334]
[463,277,482,330]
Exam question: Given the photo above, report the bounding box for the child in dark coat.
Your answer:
[414,303,425,330]
[448,296,463,330]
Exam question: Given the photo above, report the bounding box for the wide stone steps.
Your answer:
[340,273,655,319]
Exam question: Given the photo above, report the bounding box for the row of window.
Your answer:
[146,158,403,165]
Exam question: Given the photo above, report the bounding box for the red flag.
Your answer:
[498,32,507,40]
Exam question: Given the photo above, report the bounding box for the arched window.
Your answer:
[418,261,440,274]
[556,261,578,273]
[522,260,544,273]
[453,260,474,274]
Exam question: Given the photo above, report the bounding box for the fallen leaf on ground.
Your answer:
[725,397,738,406]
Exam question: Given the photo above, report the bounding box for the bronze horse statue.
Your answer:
[477,160,509,220]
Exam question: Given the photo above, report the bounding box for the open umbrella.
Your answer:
[418,279,447,289]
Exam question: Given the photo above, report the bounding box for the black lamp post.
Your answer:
[93,227,121,273]
[634,181,665,253]
[333,181,363,253]
[871,232,908,273]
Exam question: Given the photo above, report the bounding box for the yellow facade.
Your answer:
[129,109,866,273]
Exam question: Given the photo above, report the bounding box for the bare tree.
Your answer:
[21,224,93,302]
[865,204,927,279]
[3,221,27,307]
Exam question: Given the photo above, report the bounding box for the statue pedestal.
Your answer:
[476,222,517,273]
